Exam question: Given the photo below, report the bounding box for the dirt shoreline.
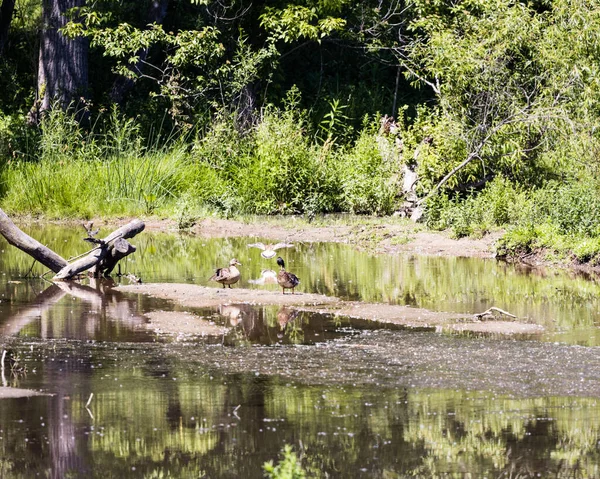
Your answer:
[183,217,501,258]
[117,283,544,337]
[77,215,501,258]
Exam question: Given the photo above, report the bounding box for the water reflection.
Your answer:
[213,304,360,346]
[1,339,600,477]
[2,225,600,344]
[0,279,165,342]
[0,278,377,347]
[1,224,600,476]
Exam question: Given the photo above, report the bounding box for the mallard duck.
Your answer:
[276,257,300,294]
[210,258,242,288]
[248,242,294,259]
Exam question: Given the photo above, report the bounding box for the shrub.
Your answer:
[340,117,401,215]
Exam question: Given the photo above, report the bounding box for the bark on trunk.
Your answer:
[0,0,16,56]
[30,0,88,124]
[0,208,68,272]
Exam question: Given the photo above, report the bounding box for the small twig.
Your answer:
[85,392,94,408]
[23,259,37,278]
[1,350,6,387]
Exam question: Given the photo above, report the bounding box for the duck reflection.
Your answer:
[218,304,245,326]
[247,269,278,285]
[214,304,306,345]
[277,306,299,331]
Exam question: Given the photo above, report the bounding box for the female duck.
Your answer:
[210,258,242,288]
[276,257,300,294]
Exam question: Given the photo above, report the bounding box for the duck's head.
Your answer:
[276,257,285,268]
[230,258,242,266]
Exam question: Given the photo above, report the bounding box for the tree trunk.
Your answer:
[0,208,68,272]
[0,0,16,57]
[0,208,144,279]
[29,0,88,124]
[110,0,169,104]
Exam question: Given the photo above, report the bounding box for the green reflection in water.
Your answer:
[1,224,600,344]
[0,340,599,478]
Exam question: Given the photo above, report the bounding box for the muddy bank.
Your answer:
[118,283,338,308]
[118,283,542,336]
[62,215,499,259]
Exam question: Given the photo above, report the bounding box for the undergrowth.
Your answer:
[426,176,600,264]
[3,103,600,266]
[0,101,402,219]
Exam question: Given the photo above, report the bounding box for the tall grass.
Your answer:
[0,103,404,219]
[1,107,191,217]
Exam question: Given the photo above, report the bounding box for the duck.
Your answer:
[248,242,294,259]
[209,258,242,288]
[276,257,300,294]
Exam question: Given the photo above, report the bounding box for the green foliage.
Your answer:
[260,5,346,43]
[541,181,600,237]
[263,445,306,479]
[0,108,187,217]
[425,177,527,238]
[495,225,538,258]
[192,100,342,215]
[7,0,600,266]
[317,98,351,144]
[340,118,401,215]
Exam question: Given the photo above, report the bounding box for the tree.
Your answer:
[391,0,559,199]
[109,0,169,105]
[29,0,88,125]
[0,0,16,56]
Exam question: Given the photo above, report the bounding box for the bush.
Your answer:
[340,117,401,215]
[425,177,528,238]
[191,105,343,215]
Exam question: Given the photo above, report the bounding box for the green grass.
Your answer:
[0,104,404,220]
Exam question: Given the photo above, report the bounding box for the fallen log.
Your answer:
[0,209,144,280]
[91,237,136,277]
[53,219,144,280]
[0,208,68,272]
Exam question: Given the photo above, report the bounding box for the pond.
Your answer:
[1,224,600,477]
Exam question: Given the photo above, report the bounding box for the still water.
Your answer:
[1,225,600,477]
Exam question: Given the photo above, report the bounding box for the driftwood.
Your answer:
[0,209,68,272]
[0,208,144,280]
[53,219,144,280]
[474,307,517,321]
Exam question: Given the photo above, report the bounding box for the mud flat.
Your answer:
[0,387,51,399]
[117,283,542,336]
